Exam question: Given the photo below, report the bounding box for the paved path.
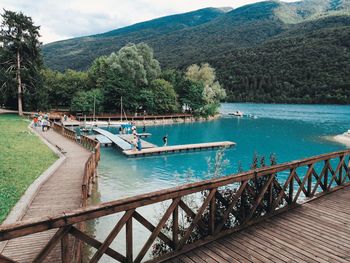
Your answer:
[0,129,91,262]
[169,186,350,263]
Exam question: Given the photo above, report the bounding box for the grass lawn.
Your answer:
[0,114,58,223]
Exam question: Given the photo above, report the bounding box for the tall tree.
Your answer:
[0,10,42,115]
[185,63,226,115]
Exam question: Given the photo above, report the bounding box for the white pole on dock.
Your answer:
[120,97,123,122]
[93,95,96,122]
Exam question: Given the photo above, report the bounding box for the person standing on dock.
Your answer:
[132,135,138,151]
[163,135,168,146]
[137,136,142,151]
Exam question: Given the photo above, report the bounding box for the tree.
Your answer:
[185,63,226,116]
[145,79,179,114]
[70,89,103,114]
[181,80,205,114]
[0,10,42,115]
[186,63,226,104]
[91,43,162,112]
[42,68,89,109]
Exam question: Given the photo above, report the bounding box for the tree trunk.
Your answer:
[16,49,23,116]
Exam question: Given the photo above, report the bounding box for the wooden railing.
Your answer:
[1,150,350,263]
[52,122,100,207]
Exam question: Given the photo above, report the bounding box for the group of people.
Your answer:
[33,112,51,132]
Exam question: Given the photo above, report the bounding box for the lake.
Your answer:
[88,103,350,261]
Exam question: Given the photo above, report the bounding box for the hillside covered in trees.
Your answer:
[42,0,350,104]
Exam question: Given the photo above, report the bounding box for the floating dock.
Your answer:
[123,141,235,157]
[93,127,236,157]
[93,128,131,150]
[95,134,113,145]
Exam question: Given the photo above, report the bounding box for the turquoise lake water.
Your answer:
[89,103,350,261]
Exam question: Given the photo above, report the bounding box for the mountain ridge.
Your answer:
[42,0,350,103]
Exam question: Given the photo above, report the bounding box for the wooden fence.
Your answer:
[52,122,100,207]
[1,149,350,263]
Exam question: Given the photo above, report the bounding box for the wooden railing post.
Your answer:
[209,190,216,235]
[324,160,329,190]
[339,156,343,184]
[266,173,274,212]
[173,204,179,250]
[307,164,312,197]
[288,169,294,204]
[126,217,133,263]
[61,232,70,263]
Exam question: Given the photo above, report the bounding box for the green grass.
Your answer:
[0,114,58,223]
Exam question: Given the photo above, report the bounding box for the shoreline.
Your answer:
[132,114,221,126]
[62,114,221,127]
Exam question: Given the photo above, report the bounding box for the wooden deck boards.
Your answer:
[169,186,350,263]
[0,129,91,263]
[118,134,157,149]
[124,141,236,157]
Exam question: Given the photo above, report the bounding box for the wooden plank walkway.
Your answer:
[168,187,350,263]
[124,141,236,157]
[0,129,91,263]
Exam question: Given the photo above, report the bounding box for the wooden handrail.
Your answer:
[52,122,100,207]
[1,141,350,262]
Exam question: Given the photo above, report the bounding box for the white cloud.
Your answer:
[0,0,298,44]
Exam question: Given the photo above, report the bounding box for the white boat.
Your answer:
[229,110,244,117]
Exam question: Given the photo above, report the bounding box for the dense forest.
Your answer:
[42,0,350,104]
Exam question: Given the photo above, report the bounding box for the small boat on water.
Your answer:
[229,110,244,117]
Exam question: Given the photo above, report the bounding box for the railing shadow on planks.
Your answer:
[1,145,350,262]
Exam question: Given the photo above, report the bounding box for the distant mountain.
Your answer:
[42,7,231,71]
[42,0,350,103]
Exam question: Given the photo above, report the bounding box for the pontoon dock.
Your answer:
[93,127,236,157]
[123,141,235,157]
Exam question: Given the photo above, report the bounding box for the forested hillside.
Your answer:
[42,0,350,104]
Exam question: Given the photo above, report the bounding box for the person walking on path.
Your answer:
[42,119,47,132]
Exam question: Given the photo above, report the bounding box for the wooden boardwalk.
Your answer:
[168,186,350,263]
[0,129,91,263]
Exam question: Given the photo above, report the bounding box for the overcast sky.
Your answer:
[1,0,297,44]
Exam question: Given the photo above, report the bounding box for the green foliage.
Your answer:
[70,89,103,114]
[89,43,162,112]
[146,79,179,114]
[212,21,350,104]
[0,114,57,223]
[42,69,89,109]
[180,80,206,114]
[185,63,225,116]
[41,1,350,104]
[0,9,43,112]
